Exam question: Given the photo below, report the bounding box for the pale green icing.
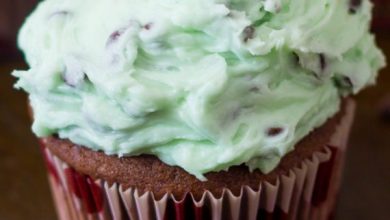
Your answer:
[13,0,385,179]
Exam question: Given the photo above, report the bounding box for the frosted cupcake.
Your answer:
[13,0,385,219]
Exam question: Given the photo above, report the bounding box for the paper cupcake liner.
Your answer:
[40,101,355,220]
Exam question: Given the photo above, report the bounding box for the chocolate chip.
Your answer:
[106,21,140,47]
[242,26,255,42]
[249,86,260,93]
[266,127,284,137]
[349,0,362,14]
[319,53,327,71]
[106,28,127,47]
[144,23,153,30]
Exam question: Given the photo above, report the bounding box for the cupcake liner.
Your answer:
[40,100,355,220]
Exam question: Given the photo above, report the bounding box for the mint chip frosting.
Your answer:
[13,0,385,179]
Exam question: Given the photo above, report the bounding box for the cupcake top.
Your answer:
[14,0,384,179]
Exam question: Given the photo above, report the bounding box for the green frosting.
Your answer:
[13,0,385,179]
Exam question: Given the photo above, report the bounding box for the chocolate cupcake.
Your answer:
[12,0,385,220]
[39,99,356,220]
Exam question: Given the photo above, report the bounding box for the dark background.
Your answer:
[0,1,389,220]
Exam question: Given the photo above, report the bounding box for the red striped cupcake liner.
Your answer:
[40,100,355,220]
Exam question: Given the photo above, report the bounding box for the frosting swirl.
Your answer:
[14,0,385,179]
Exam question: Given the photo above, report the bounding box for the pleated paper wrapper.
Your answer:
[40,101,355,220]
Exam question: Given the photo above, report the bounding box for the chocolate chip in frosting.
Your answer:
[143,23,153,30]
[106,28,127,47]
[266,127,284,137]
[249,86,261,93]
[242,26,255,42]
[106,21,140,48]
[349,0,362,14]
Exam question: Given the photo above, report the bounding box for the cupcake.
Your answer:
[13,0,385,219]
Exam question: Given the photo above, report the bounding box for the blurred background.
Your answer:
[0,1,389,220]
